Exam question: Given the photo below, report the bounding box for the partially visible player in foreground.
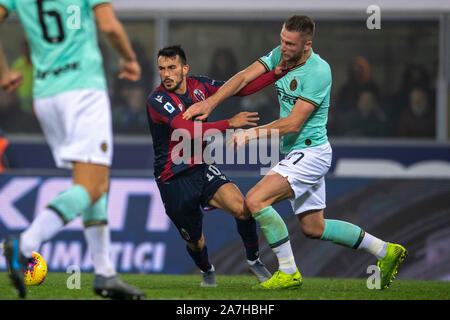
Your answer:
[147,45,291,286]
[0,0,144,299]
[183,15,407,290]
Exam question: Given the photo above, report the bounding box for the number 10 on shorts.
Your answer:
[206,165,224,181]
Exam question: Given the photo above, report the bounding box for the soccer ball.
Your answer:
[24,252,47,286]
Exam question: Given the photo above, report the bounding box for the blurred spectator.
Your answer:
[209,47,239,81]
[0,88,40,133]
[333,56,384,137]
[335,56,381,114]
[206,47,241,122]
[389,63,436,126]
[98,39,116,93]
[399,63,433,94]
[7,40,41,133]
[339,88,389,137]
[207,47,278,124]
[130,40,154,90]
[110,40,153,135]
[113,80,149,134]
[0,90,19,131]
[395,87,435,138]
[11,40,33,114]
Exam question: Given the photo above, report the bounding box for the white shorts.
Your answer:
[271,141,332,215]
[34,89,113,169]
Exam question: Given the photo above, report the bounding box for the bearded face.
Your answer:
[158,55,188,93]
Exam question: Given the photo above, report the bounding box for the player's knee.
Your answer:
[73,163,110,203]
[244,191,264,215]
[232,201,251,220]
[87,187,107,204]
[234,210,251,221]
[83,179,109,203]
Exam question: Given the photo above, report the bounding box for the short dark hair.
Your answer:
[157,45,187,65]
[283,15,315,40]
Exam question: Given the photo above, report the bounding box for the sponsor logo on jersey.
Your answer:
[36,62,80,80]
[155,95,163,103]
[164,102,176,113]
[275,85,299,105]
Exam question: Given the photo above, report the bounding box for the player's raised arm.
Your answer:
[182,61,267,121]
[0,6,23,92]
[93,3,141,82]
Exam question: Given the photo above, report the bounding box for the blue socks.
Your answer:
[186,245,212,273]
[235,217,259,261]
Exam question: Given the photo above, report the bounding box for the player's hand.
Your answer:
[226,128,257,152]
[274,60,296,75]
[1,70,23,92]
[182,100,215,121]
[227,111,259,129]
[118,58,141,82]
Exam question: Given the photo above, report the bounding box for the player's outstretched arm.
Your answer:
[236,68,287,96]
[169,111,259,139]
[227,111,260,129]
[230,99,315,152]
[93,3,141,82]
[182,61,266,121]
[0,7,23,92]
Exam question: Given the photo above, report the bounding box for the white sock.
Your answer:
[357,232,387,259]
[20,208,64,257]
[83,225,116,277]
[272,241,297,274]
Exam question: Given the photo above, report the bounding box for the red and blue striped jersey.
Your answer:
[147,69,286,181]
[147,76,229,181]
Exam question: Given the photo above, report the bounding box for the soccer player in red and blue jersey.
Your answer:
[147,45,286,286]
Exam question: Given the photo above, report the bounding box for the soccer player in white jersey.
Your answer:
[0,0,144,299]
[183,15,407,290]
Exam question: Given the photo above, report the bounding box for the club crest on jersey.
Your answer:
[290,79,298,91]
[193,89,206,102]
[163,102,175,113]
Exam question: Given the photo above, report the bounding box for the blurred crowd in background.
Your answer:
[0,18,441,139]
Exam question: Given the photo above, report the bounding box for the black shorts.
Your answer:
[156,164,231,243]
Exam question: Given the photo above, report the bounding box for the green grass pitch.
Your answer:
[0,272,449,300]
